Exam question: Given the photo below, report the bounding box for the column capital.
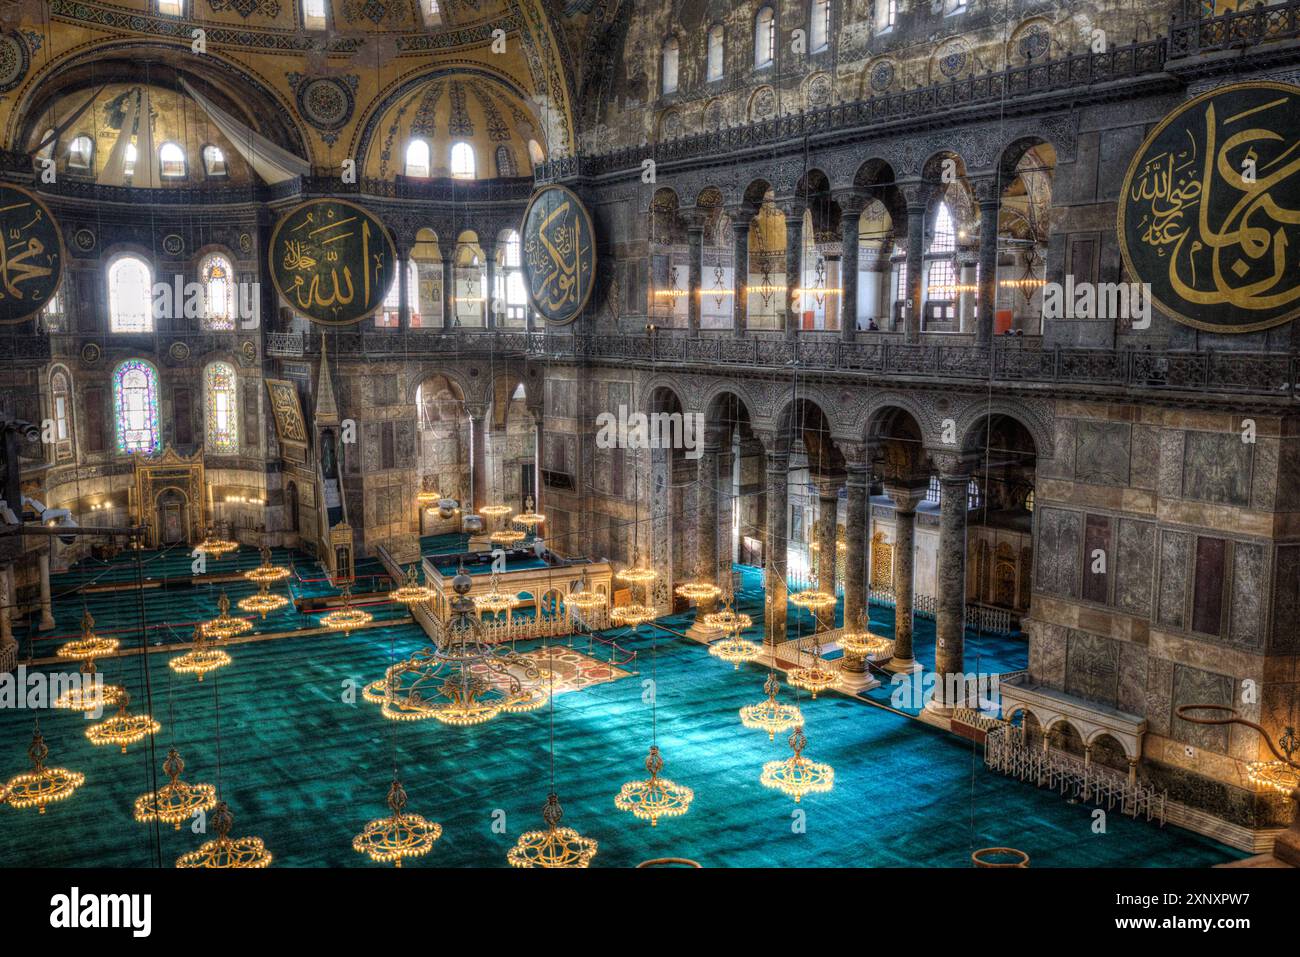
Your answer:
[970,175,1003,207]
[726,205,757,229]
[882,481,928,514]
[840,441,870,470]
[683,210,708,234]
[931,450,978,482]
[834,190,869,217]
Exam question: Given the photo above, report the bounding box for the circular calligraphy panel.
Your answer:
[1118,81,1300,334]
[0,185,63,326]
[520,185,596,326]
[269,198,397,327]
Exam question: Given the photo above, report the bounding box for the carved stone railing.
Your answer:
[266,333,304,358]
[1170,0,1300,57]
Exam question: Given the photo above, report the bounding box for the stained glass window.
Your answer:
[114,359,160,454]
[200,253,235,330]
[205,361,238,453]
[109,255,153,332]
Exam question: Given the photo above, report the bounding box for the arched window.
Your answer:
[67,135,93,170]
[662,37,679,94]
[51,369,73,460]
[200,253,236,330]
[881,0,897,31]
[113,360,160,454]
[303,0,326,30]
[810,0,830,52]
[202,145,227,177]
[494,145,518,177]
[495,230,527,327]
[205,361,239,453]
[421,0,442,27]
[450,141,476,179]
[35,128,55,164]
[160,142,186,178]
[411,228,442,328]
[159,0,183,13]
[527,139,545,165]
[123,142,138,177]
[755,6,775,68]
[931,202,956,253]
[108,256,153,333]
[378,259,419,327]
[707,25,725,81]
[405,139,431,178]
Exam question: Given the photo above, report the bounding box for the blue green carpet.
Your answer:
[0,617,1243,868]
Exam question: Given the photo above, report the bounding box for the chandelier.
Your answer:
[1248,726,1299,796]
[514,495,545,528]
[320,584,373,634]
[675,581,721,603]
[789,589,836,611]
[194,528,238,558]
[237,583,289,619]
[610,602,655,627]
[416,474,441,509]
[86,693,161,753]
[479,503,513,520]
[352,778,442,867]
[53,659,126,713]
[390,564,435,607]
[201,592,253,641]
[614,745,694,827]
[616,566,657,586]
[740,674,804,740]
[710,635,761,668]
[58,610,119,659]
[507,793,597,868]
[175,801,272,868]
[760,727,834,803]
[170,626,232,681]
[488,528,527,546]
[839,627,891,662]
[133,748,217,830]
[704,593,758,668]
[788,657,841,698]
[363,570,546,725]
[473,572,517,615]
[3,729,84,814]
[243,545,290,586]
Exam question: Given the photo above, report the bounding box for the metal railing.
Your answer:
[1170,0,1300,57]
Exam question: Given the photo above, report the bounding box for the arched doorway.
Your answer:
[156,488,189,546]
[286,481,300,533]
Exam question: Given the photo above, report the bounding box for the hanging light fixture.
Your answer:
[489,528,527,546]
[508,793,597,868]
[175,801,272,868]
[133,748,217,830]
[243,545,290,586]
[513,495,545,528]
[1249,726,1299,796]
[479,503,513,519]
[170,627,232,681]
[3,728,84,814]
[201,592,253,642]
[85,693,161,753]
[320,584,373,634]
[352,778,442,867]
[58,610,120,659]
[740,674,804,740]
[416,474,441,510]
[839,627,891,663]
[675,581,721,603]
[473,572,517,615]
[787,656,841,698]
[237,583,289,619]
[390,564,435,607]
[614,745,693,827]
[705,593,758,668]
[789,589,836,612]
[194,527,238,558]
[760,727,834,803]
[53,659,126,713]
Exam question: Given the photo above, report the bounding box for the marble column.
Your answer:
[764,449,789,647]
[0,565,13,647]
[930,457,971,715]
[397,246,410,331]
[730,215,751,338]
[838,195,865,339]
[686,219,704,338]
[469,406,487,513]
[883,484,925,673]
[483,241,497,329]
[716,440,735,591]
[904,201,926,343]
[783,207,804,340]
[977,192,1000,346]
[843,449,869,626]
[958,258,978,332]
[440,243,456,331]
[696,432,720,589]
[816,478,839,634]
[38,551,54,631]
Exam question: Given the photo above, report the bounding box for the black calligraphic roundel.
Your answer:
[1118,81,1300,334]
[0,184,63,326]
[520,185,596,325]
[269,198,397,327]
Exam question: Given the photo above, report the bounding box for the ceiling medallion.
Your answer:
[352,778,442,867]
[507,793,597,868]
[134,748,218,830]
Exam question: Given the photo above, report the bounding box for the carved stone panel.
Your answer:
[1114,518,1156,618]
[1074,420,1130,487]
[1034,507,1081,599]
[1157,530,1191,629]
[1171,664,1234,753]
[1228,542,1266,652]
[1182,432,1251,507]
[1064,629,1121,708]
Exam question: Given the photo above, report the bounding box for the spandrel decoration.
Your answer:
[269,198,397,326]
[520,185,596,325]
[0,184,63,325]
[1118,81,1300,334]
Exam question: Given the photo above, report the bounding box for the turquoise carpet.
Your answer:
[0,616,1243,868]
